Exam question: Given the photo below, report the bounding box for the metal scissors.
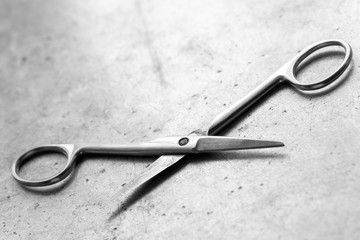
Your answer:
[12,39,352,197]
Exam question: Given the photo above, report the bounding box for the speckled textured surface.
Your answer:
[1,0,360,239]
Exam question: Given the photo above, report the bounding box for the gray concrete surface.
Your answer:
[1,0,360,239]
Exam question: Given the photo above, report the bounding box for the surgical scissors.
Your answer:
[12,39,352,196]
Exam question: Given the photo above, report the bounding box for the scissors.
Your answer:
[12,39,352,197]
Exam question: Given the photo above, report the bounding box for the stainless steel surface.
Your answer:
[12,136,283,187]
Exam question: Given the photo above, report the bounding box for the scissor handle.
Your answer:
[280,39,352,90]
[12,144,78,187]
[12,137,204,187]
[207,39,352,135]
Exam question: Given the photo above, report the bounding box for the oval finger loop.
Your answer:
[12,144,77,187]
[286,39,352,91]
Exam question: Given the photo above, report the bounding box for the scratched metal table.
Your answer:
[1,0,359,239]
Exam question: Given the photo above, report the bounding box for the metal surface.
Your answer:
[12,136,284,187]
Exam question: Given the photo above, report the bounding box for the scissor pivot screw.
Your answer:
[178,137,189,146]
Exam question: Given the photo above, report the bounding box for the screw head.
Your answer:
[178,137,189,146]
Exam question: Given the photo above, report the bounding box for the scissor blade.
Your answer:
[196,137,284,152]
[112,154,185,201]
[109,154,186,220]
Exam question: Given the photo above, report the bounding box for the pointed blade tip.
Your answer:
[272,141,285,147]
[255,140,285,149]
